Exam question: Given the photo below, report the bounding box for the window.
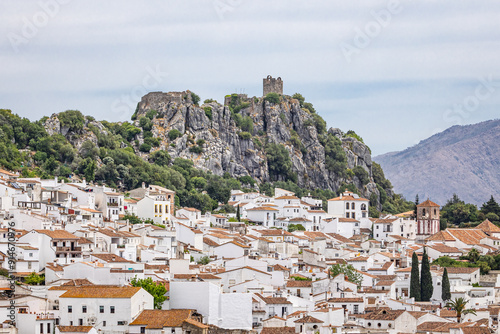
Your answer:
[140,327,146,334]
[103,321,106,327]
[352,203,355,210]
[376,225,379,229]
[100,305,104,313]
[82,306,87,313]
[155,204,158,213]
[378,323,382,327]
[110,306,115,313]
[346,203,350,210]
[117,321,127,325]
[68,305,72,313]
[79,319,83,326]
[69,321,73,326]
[352,213,355,219]
[354,305,359,314]
[159,205,162,213]
[29,253,33,257]
[47,323,51,333]
[28,262,32,269]
[346,212,350,218]
[40,323,44,333]
[367,322,371,327]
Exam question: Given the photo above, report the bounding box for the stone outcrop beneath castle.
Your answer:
[263,75,283,95]
[130,91,380,201]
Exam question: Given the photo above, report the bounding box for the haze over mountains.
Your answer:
[374,119,500,206]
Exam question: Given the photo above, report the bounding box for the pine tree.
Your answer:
[410,252,421,301]
[442,268,451,301]
[481,196,500,217]
[420,247,433,301]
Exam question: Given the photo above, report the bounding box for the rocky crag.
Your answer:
[125,90,382,200]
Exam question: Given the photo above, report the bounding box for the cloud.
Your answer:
[1,0,499,155]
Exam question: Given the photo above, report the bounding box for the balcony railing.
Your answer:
[56,246,82,252]
[108,202,119,207]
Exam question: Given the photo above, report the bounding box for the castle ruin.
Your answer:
[263,75,283,96]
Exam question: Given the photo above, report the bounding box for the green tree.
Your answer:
[442,268,451,301]
[445,298,477,323]
[130,277,167,309]
[58,110,85,132]
[292,93,305,107]
[288,224,305,232]
[25,272,45,285]
[264,92,280,104]
[266,143,292,181]
[197,256,211,265]
[410,252,421,301]
[330,264,363,287]
[414,194,419,218]
[190,92,200,105]
[168,129,182,141]
[441,194,479,226]
[481,196,500,217]
[236,205,241,222]
[420,248,433,301]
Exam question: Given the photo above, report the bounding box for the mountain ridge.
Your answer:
[374,119,500,206]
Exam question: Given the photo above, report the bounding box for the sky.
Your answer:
[1,1,500,156]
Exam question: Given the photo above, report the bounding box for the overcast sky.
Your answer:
[1,1,499,155]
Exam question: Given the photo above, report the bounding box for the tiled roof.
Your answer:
[328,297,363,303]
[439,309,457,317]
[256,294,292,304]
[348,256,369,262]
[259,229,292,236]
[203,237,220,247]
[261,327,296,334]
[426,230,455,241]
[447,228,488,245]
[429,243,461,253]
[59,286,141,298]
[475,219,500,234]
[275,195,300,200]
[445,267,480,274]
[35,229,79,239]
[417,199,440,207]
[247,206,279,211]
[328,194,368,202]
[364,309,405,320]
[173,274,221,280]
[294,315,323,323]
[92,253,132,263]
[129,309,194,329]
[286,280,312,287]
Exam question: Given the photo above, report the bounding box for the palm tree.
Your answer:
[445,297,477,323]
[467,248,480,263]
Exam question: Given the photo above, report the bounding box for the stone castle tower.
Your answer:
[416,199,440,238]
[263,75,283,96]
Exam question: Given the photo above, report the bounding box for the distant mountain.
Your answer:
[374,119,500,206]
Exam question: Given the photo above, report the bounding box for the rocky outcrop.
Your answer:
[134,91,381,199]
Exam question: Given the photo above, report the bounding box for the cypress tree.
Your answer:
[236,204,241,222]
[442,267,451,301]
[420,247,434,301]
[410,252,421,301]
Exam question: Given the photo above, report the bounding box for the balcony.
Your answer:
[56,246,82,252]
[108,202,119,207]
[252,323,261,328]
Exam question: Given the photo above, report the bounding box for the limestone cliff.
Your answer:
[131,91,380,200]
